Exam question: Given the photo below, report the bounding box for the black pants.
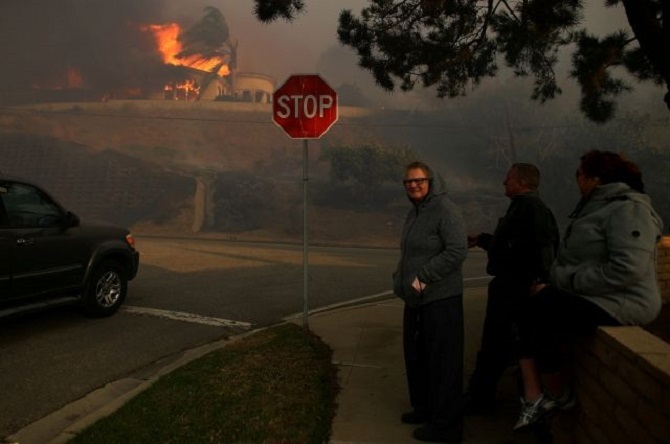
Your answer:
[518,286,620,373]
[466,277,526,403]
[403,295,464,438]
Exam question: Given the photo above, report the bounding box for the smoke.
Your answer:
[0,0,195,93]
[0,0,369,95]
[0,0,654,109]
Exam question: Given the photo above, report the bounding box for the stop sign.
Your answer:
[272,74,338,139]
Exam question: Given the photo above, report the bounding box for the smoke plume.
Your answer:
[0,0,188,94]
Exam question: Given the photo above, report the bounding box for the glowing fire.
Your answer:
[164,79,200,101]
[143,23,230,76]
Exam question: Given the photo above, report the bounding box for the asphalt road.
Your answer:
[0,236,488,438]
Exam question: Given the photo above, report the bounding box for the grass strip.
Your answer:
[68,323,339,443]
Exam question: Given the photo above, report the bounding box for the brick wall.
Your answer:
[659,237,670,304]
[554,327,670,443]
[554,240,670,443]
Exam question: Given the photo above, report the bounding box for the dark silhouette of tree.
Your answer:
[178,6,238,98]
[252,0,669,123]
[254,0,305,22]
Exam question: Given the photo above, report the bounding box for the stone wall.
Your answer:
[0,134,194,227]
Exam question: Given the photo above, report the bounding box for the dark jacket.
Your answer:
[477,190,558,283]
[393,180,467,307]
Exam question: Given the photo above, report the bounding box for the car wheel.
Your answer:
[83,260,127,317]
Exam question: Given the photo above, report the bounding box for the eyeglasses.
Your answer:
[403,178,429,186]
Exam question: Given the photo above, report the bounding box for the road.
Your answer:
[0,236,488,438]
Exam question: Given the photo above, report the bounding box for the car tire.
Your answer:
[83,259,127,317]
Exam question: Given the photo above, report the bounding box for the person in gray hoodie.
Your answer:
[513,150,664,432]
[393,161,467,444]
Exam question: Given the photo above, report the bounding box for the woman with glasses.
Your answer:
[393,161,467,443]
[513,150,664,432]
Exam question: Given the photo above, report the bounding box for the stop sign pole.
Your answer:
[272,74,338,329]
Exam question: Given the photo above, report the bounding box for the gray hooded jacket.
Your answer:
[393,179,467,307]
[551,182,664,325]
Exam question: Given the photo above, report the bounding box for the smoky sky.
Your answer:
[0,0,647,108]
[0,0,185,92]
[0,0,370,95]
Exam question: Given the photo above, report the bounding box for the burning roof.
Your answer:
[143,22,231,77]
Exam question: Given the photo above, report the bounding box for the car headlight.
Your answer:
[125,233,136,250]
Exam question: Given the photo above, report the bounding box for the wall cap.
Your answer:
[598,326,670,385]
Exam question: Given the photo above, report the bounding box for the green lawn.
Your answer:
[68,323,339,443]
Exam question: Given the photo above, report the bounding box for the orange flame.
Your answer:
[143,23,230,76]
[164,79,201,100]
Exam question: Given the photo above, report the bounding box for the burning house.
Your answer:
[0,3,274,106]
[144,18,275,103]
[154,68,274,104]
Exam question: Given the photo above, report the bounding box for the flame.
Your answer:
[164,79,200,100]
[143,23,230,76]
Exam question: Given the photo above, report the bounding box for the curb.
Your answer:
[4,331,259,444]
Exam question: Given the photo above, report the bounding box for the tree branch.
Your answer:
[621,0,670,110]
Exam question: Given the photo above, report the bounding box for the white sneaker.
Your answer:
[513,394,557,431]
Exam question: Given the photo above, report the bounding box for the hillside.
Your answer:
[0,100,510,247]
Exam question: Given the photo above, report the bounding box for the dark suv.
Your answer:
[0,174,139,318]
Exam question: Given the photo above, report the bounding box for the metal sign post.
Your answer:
[272,74,338,330]
[302,139,309,328]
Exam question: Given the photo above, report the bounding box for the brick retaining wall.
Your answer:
[553,238,670,443]
[659,237,670,304]
[554,327,670,443]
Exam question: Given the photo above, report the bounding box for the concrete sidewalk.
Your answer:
[306,287,537,444]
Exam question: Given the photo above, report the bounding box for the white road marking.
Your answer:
[126,277,491,327]
[122,306,252,329]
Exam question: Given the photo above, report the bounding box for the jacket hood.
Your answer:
[408,175,448,206]
[572,182,664,233]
